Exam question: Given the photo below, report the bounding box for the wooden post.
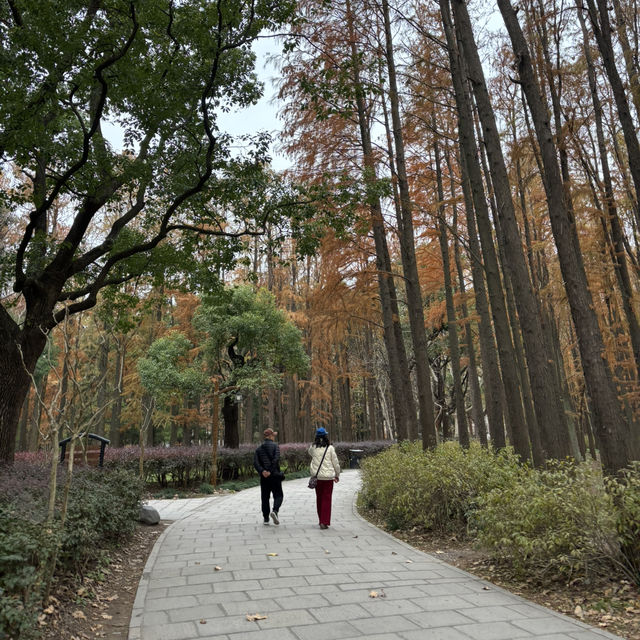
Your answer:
[210,378,220,487]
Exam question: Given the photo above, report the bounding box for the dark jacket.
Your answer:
[254,439,281,475]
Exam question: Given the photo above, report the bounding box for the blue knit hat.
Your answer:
[315,427,327,437]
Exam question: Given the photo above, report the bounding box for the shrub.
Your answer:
[473,461,619,580]
[199,483,215,494]
[0,502,55,639]
[358,441,524,532]
[606,462,640,585]
[60,467,143,570]
[0,463,143,639]
[102,440,392,489]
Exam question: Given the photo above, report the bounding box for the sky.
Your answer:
[217,35,291,172]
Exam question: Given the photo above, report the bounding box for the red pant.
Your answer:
[315,479,334,526]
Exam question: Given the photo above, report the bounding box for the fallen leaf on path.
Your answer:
[267,553,278,557]
[200,619,207,624]
[214,566,222,571]
[246,613,267,621]
[72,610,87,620]
[406,560,413,563]
[369,591,379,598]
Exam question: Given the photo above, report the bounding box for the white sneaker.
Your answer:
[270,511,279,525]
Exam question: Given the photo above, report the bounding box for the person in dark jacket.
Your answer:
[253,428,283,525]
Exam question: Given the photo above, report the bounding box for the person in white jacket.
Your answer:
[308,427,340,529]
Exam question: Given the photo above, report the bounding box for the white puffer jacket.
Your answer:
[308,444,341,480]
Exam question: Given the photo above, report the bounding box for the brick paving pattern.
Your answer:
[130,470,622,640]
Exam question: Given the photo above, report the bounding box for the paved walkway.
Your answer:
[130,471,622,640]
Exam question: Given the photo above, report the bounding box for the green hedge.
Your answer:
[473,461,619,579]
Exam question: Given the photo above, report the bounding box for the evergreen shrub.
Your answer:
[0,463,143,638]
[358,441,524,532]
[606,462,640,585]
[473,461,619,580]
[60,467,143,570]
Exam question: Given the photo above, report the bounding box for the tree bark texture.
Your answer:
[381,0,437,447]
[222,394,239,449]
[452,0,570,462]
[457,152,506,448]
[442,0,527,456]
[435,136,470,447]
[499,0,632,473]
[584,0,640,228]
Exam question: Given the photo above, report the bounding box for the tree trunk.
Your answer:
[381,0,437,447]
[449,155,487,446]
[222,394,239,448]
[435,135,469,447]
[109,338,125,448]
[498,0,632,474]
[345,0,418,441]
[0,303,50,461]
[584,0,640,229]
[244,393,254,443]
[577,5,640,378]
[170,400,179,446]
[17,392,30,452]
[442,0,527,457]
[95,328,110,437]
[452,0,570,462]
[339,372,353,441]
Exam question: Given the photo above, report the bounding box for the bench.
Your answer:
[59,433,110,467]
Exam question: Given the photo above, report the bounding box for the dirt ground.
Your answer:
[39,522,168,640]
[38,508,640,640]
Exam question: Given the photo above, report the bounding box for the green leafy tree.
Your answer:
[0,0,298,462]
[137,332,208,443]
[195,285,309,447]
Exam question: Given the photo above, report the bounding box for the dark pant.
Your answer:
[315,479,334,526]
[260,475,283,520]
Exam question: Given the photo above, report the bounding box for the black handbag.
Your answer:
[308,446,328,489]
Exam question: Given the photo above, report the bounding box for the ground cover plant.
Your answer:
[0,462,143,639]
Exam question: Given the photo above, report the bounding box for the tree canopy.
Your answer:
[0,0,299,461]
[195,285,310,394]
